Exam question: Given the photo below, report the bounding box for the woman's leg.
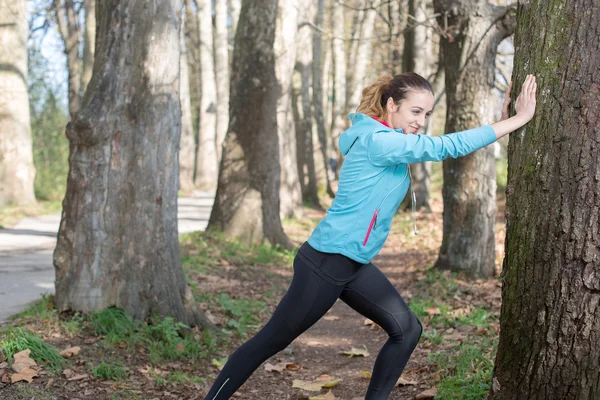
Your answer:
[204,255,343,400]
[339,263,422,400]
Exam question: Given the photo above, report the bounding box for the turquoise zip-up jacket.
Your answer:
[307,113,497,264]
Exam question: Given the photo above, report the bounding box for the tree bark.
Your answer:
[55,0,82,118]
[330,0,346,164]
[490,1,600,399]
[214,0,229,161]
[433,0,515,279]
[275,0,303,219]
[80,0,95,95]
[228,0,241,44]
[194,0,219,188]
[207,0,291,248]
[0,0,36,207]
[179,13,196,193]
[54,0,212,329]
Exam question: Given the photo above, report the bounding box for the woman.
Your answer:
[205,72,537,399]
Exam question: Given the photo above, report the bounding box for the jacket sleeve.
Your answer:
[367,125,497,166]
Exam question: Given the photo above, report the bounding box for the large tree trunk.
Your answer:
[313,0,335,198]
[433,0,515,279]
[54,0,211,329]
[194,0,218,188]
[0,0,36,207]
[207,0,290,248]
[214,0,229,161]
[490,1,600,399]
[80,0,95,94]
[294,3,320,207]
[179,14,196,193]
[275,0,303,219]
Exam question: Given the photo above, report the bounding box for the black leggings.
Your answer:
[204,243,422,400]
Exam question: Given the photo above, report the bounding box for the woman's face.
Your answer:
[385,90,434,134]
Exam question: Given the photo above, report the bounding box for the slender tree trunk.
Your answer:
[179,14,196,192]
[390,0,406,74]
[80,0,95,95]
[347,0,377,113]
[330,0,346,164]
[207,0,291,248]
[55,0,82,118]
[433,0,515,279]
[228,0,241,43]
[490,1,600,399]
[0,0,36,207]
[294,3,320,206]
[54,0,212,329]
[194,0,218,188]
[313,0,335,198]
[275,0,302,219]
[214,0,229,160]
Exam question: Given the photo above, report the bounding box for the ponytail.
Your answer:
[356,74,393,118]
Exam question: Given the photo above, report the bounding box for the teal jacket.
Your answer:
[307,113,497,264]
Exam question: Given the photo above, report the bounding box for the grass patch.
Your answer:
[0,200,61,229]
[0,327,65,372]
[217,293,266,338]
[92,360,128,381]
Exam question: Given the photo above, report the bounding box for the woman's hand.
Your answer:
[514,74,537,123]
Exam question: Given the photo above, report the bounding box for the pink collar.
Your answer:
[374,117,390,128]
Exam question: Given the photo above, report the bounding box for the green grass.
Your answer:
[92,360,128,381]
[217,293,266,338]
[422,328,444,345]
[0,327,66,372]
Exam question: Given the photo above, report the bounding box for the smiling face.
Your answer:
[385,90,434,134]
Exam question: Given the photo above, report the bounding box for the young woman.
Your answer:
[205,72,537,400]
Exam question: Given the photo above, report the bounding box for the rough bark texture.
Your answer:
[194,0,218,188]
[433,0,515,279]
[179,14,196,192]
[294,3,320,206]
[214,0,229,160]
[207,0,290,248]
[275,0,303,219]
[80,0,95,94]
[490,1,600,399]
[0,0,36,207]
[313,0,335,198]
[54,0,212,329]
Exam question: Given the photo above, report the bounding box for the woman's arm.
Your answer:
[491,74,537,140]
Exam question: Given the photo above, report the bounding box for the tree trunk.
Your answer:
[228,0,241,43]
[194,0,219,188]
[275,0,303,219]
[55,0,82,118]
[433,0,515,279]
[207,0,291,248]
[54,0,212,329]
[390,0,406,74]
[179,14,196,193]
[214,0,229,161]
[294,3,320,206]
[313,0,335,198]
[0,0,36,207]
[330,0,346,164]
[490,1,600,399]
[80,0,95,95]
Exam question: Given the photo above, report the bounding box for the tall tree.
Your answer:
[0,0,36,207]
[207,0,290,247]
[228,0,241,45]
[275,0,302,219]
[214,0,229,160]
[54,0,210,328]
[330,0,346,162]
[80,0,95,92]
[490,1,600,399]
[194,0,219,188]
[433,0,515,279]
[179,13,196,192]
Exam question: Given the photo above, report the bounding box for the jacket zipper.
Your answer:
[362,167,409,246]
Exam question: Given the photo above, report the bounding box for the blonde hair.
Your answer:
[356,72,434,119]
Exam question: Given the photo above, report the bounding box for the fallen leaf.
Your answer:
[340,347,370,358]
[416,388,438,399]
[360,370,372,379]
[211,357,227,370]
[0,362,8,369]
[396,376,418,386]
[364,319,374,326]
[63,369,75,379]
[425,307,441,316]
[286,363,301,371]
[176,342,185,353]
[12,350,37,373]
[2,374,9,384]
[309,389,337,400]
[11,367,38,383]
[264,362,300,373]
[323,316,340,321]
[67,374,88,381]
[60,346,81,358]
[46,378,54,388]
[292,376,342,392]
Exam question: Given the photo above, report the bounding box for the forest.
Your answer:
[0,0,598,399]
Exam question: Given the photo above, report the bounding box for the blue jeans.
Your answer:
[205,242,422,399]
